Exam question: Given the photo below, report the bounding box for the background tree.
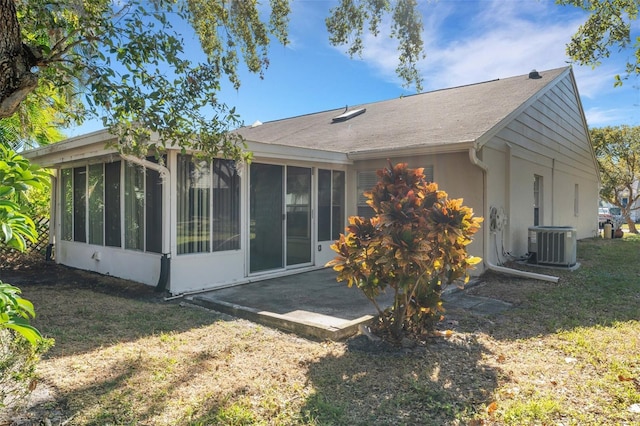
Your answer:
[328,162,482,342]
[559,0,640,85]
[0,83,68,234]
[591,125,640,233]
[0,84,69,152]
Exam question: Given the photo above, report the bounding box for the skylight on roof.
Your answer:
[332,108,366,123]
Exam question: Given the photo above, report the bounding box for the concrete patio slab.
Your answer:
[442,291,513,316]
[188,268,512,340]
[188,268,395,340]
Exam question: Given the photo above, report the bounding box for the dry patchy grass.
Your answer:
[1,236,640,425]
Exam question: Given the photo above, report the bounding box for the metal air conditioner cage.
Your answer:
[527,226,577,267]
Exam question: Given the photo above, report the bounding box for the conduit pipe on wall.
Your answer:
[468,146,559,283]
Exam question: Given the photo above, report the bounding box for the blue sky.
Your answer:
[70,0,640,136]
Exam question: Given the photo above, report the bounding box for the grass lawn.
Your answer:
[2,235,640,425]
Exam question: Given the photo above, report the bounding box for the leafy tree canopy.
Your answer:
[4,0,636,161]
[559,0,640,85]
[1,0,425,161]
[326,0,425,92]
[590,125,640,232]
[2,0,290,160]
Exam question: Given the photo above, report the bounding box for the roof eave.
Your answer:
[22,129,119,168]
[347,141,475,161]
[245,140,352,165]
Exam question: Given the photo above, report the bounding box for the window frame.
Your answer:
[58,159,162,253]
[176,154,241,255]
[317,169,345,241]
[356,165,433,218]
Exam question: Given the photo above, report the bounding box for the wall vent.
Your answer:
[527,226,577,267]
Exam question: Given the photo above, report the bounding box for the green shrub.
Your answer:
[328,162,482,340]
[0,329,53,421]
[0,281,43,345]
[0,146,52,418]
[0,147,48,343]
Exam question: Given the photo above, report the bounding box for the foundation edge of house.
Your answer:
[186,296,374,341]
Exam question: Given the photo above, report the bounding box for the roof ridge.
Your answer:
[245,66,570,127]
[416,66,569,97]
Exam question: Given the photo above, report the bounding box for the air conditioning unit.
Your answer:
[528,226,577,267]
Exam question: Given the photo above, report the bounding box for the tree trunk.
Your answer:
[391,293,408,341]
[626,217,638,233]
[0,0,39,118]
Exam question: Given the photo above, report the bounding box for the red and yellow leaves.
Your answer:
[327,161,483,337]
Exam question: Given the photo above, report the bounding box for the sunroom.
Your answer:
[25,130,350,295]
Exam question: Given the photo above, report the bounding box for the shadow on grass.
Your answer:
[5,257,497,425]
[5,238,638,424]
[299,336,497,426]
[296,237,640,425]
[455,236,640,341]
[32,346,250,426]
[0,262,228,358]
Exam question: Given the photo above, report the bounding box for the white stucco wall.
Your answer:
[170,251,246,294]
[55,241,161,286]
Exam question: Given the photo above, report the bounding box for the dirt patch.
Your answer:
[464,266,559,305]
[1,252,162,301]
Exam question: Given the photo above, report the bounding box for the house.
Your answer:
[24,66,600,295]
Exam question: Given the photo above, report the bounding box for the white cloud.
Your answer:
[420,0,583,89]
[298,0,640,127]
[341,0,611,92]
[287,1,327,50]
[584,107,632,127]
[572,65,620,99]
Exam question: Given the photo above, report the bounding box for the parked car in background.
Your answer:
[599,206,622,228]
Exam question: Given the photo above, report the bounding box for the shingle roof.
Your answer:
[236,67,569,155]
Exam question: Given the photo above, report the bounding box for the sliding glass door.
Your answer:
[249,164,312,273]
[250,164,284,273]
[286,166,312,266]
